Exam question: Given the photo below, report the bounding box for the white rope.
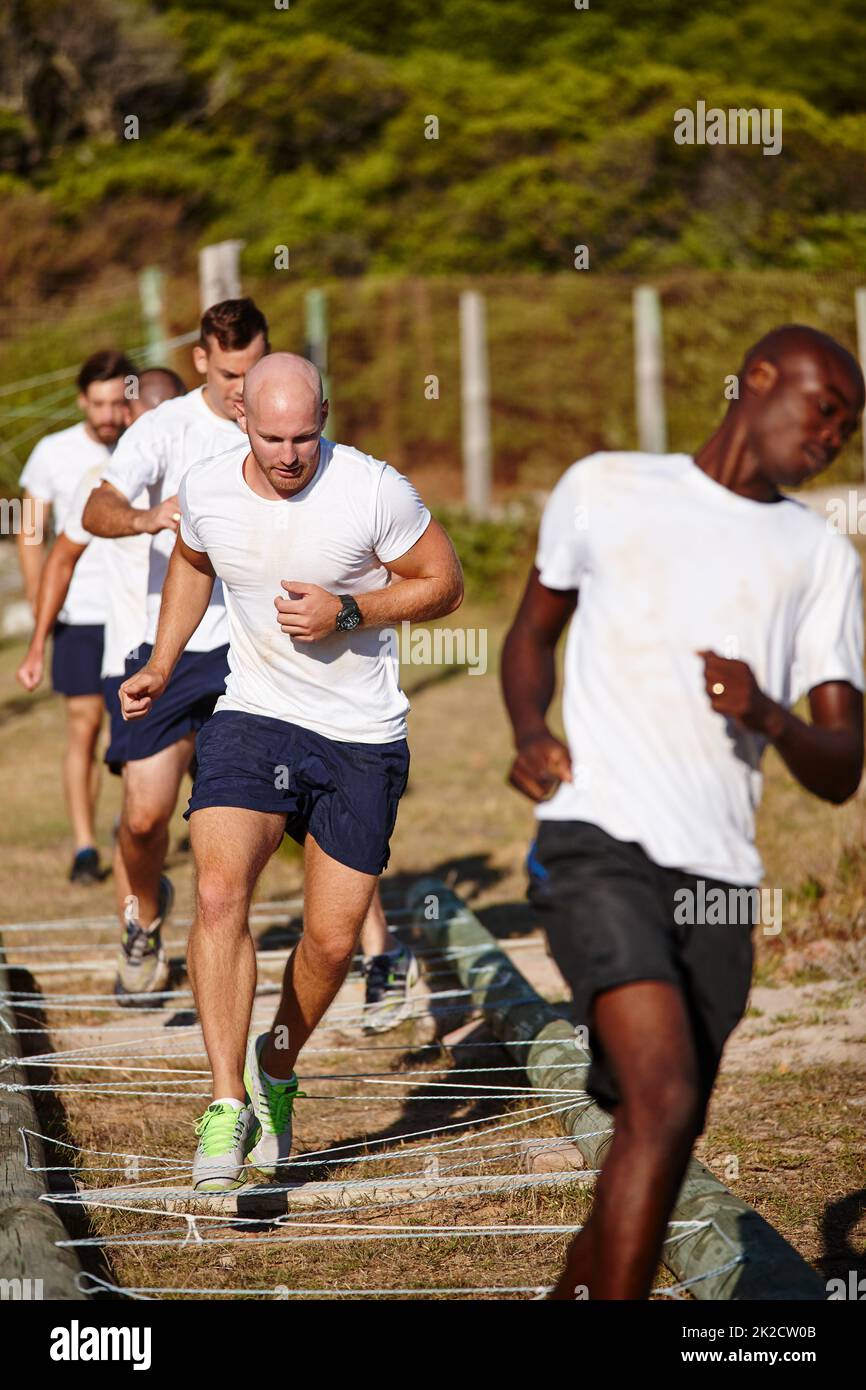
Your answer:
[0,329,200,399]
[77,1272,552,1299]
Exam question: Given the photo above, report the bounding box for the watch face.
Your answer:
[337,598,362,631]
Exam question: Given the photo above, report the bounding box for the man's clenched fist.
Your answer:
[697,649,776,734]
[120,665,168,721]
[508,730,573,802]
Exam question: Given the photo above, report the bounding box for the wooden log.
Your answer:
[52,1169,592,1217]
[0,932,85,1299]
[407,879,826,1301]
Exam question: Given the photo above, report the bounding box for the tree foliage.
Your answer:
[0,0,864,290]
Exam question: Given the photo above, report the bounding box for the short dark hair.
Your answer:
[199,298,269,353]
[77,349,137,395]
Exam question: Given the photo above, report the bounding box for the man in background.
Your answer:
[16,349,135,882]
[16,367,186,922]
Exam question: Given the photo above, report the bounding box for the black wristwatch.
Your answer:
[335,594,362,632]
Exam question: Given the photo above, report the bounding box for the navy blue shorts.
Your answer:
[51,622,104,698]
[123,643,229,763]
[185,710,410,876]
[102,674,130,774]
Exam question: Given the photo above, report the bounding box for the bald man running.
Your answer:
[502,325,865,1299]
[121,353,463,1190]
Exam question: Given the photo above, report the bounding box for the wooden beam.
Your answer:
[51,1169,591,1218]
[0,932,85,1299]
[633,285,667,453]
[460,291,492,519]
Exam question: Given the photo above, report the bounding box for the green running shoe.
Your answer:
[243,1033,302,1178]
[192,1101,260,1192]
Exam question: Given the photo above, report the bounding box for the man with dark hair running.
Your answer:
[83,301,270,1001]
[17,349,135,882]
[17,367,187,919]
[502,325,865,1299]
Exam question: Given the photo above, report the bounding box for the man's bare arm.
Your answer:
[120,537,216,720]
[15,492,50,611]
[274,518,464,639]
[501,567,577,801]
[82,480,181,539]
[16,534,87,690]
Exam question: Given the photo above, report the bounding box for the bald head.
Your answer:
[243,353,323,416]
[239,352,329,498]
[741,324,864,407]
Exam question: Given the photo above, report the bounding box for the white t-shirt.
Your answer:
[19,422,109,625]
[178,438,431,743]
[535,451,864,886]
[64,464,150,679]
[102,387,242,652]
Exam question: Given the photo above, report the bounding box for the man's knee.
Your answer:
[122,800,170,842]
[66,700,103,743]
[302,930,356,976]
[617,1072,704,1148]
[195,870,250,926]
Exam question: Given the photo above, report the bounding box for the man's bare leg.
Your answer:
[64,694,103,851]
[358,885,400,957]
[111,834,133,917]
[261,833,379,1079]
[119,734,195,925]
[549,981,704,1300]
[187,806,286,1101]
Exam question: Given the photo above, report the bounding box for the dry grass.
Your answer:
[2,570,865,1298]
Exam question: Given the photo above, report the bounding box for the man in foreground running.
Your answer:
[121,352,463,1189]
[502,325,864,1298]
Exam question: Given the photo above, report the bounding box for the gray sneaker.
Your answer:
[243,1032,300,1178]
[362,944,420,1033]
[192,1102,260,1192]
[114,874,174,1007]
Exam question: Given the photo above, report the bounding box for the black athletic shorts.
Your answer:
[534,819,756,1131]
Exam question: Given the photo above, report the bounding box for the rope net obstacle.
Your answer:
[0,892,737,1300]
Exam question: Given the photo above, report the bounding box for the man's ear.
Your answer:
[743,358,779,399]
[321,398,330,427]
[77,391,88,414]
[192,345,208,377]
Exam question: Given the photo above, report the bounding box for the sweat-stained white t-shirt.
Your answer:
[63,464,150,679]
[178,438,431,743]
[19,422,109,625]
[101,387,242,652]
[534,451,864,886]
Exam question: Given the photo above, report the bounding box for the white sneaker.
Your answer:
[243,1033,301,1178]
[114,874,174,1007]
[192,1101,259,1192]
